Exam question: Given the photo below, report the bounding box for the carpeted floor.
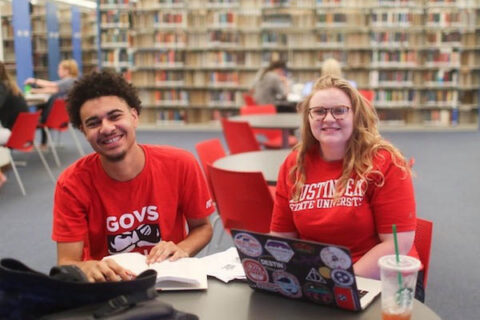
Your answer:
[0,128,479,320]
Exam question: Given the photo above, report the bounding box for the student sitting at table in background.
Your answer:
[0,61,29,145]
[24,59,79,148]
[253,60,289,105]
[52,70,214,282]
[270,75,416,280]
[24,59,78,97]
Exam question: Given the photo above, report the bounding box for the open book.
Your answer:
[103,252,207,291]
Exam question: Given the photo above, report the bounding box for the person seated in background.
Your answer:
[270,75,416,280]
[253,60,289,105]
[298,58,357,113]
[52,70,214,282]
[24,59,79,148]
[24,59,78,97]
[0,61,29,145]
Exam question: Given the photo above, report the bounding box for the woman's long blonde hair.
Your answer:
[290,75,410,200]
[0,61,21,96]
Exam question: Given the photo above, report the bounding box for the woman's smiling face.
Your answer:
[308,87,353,158]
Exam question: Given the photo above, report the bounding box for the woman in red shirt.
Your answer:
[270,75,416,279]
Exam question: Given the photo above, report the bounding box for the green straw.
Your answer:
[393,224,404,304]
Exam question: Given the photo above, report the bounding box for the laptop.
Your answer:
[231,229,381,311]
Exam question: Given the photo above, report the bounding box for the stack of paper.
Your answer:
[200,247,246,283]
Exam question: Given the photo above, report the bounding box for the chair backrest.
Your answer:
[358,89,374,103]
[220,118,260,154]
[208,164,273,233]
[243,93,257,106]
[195,138,227,201]
[5,111,41,151]
[240,104,281,140]
[45,99,70,130]
[414,218,433,288]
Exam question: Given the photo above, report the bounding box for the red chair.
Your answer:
[414,218,433,289]
[40,99,85,167]
[242,93,257,106]
[3,112,56,196]
[208,164,274,234]
[240,104,298,149]
[195,138,227,202]
[220,118,260,154]
[358,89,374,104]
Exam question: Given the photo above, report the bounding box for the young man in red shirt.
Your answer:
[52,71,214,282]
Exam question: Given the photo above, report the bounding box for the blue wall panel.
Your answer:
[12,0,33,88]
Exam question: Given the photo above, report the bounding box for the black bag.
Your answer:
[0,258,198,320]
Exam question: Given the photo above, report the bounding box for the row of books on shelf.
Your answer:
[100,11,129,25]
[137,107,468,127]
[101,33,479,51]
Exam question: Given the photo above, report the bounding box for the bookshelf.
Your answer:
[0,2,15,82]
[31,3,48,80]
[98,0,479,129]
[59,6,73,62]
[82,9,98,74]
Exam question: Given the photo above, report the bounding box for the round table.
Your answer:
[228,114,301,148]
[160,279,441,320]
[213,149,290,185]
[25,93,50,106]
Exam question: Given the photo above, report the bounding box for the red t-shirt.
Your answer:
[52,145,214,260]
[270,148,416,263]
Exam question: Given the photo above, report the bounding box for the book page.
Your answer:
[103,252,207,290]
[151,258,207,290]
[103,252,148,275]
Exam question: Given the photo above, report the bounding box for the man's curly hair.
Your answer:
[67,70,142,129]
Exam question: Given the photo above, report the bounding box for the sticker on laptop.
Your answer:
[234,232,263,257]
[272,270,302,298]
[319,266,331,279]
[259,256,286,271]
[242,258,269,283]
[331,268,354,287]
[303,282,333,305]
[320,246,352,269]
[291,241,315,255]
[334,286,358,311]
[265,239,295,262]
[305,267,327,284]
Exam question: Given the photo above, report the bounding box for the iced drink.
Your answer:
[378,255,421,320]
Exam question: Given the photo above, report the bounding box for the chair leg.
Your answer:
[44,128,61,167]
[7,151,26,196]
[34,145,56,184]
[69,124,85,157]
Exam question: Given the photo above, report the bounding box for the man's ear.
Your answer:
[130,107,139,126]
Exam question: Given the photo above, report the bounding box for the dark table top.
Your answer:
[159,279,441,320]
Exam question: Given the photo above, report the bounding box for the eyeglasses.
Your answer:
[308,106,351,121]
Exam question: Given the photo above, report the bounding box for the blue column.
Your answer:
[12,0,34,88]
[46,1,60,80]
[71,6,82,75]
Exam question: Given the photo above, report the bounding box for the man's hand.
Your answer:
[78,259,135,283]
[146,241,189,264]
